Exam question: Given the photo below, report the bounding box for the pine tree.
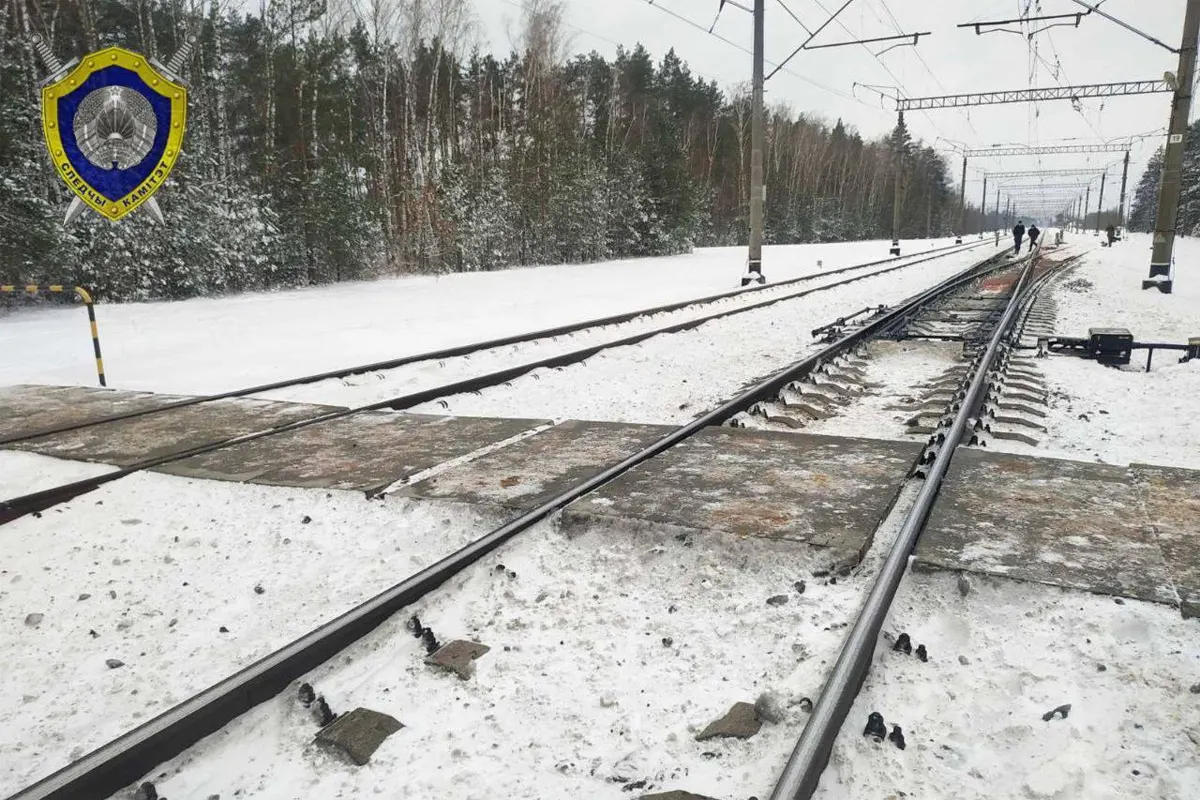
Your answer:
[0,1,984,300]
[0,7,64,284]
[1129,146,1164,232]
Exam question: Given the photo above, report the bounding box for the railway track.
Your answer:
[0,239,980,449]
[767,244,1088,800]
[6,245,1028,800]
[730,249,1073,443]
[0,239,991,525]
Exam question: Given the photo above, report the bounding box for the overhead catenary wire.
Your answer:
[804,0,968,150]
[638,0,879,108]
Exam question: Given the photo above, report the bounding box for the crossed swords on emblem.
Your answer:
[28,32,197,225]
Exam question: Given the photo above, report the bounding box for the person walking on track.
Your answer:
[1012,220,1026,255]
[1106,223,1117,246]
[1027,223,1040,252]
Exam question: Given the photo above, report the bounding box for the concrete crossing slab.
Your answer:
[563,429,922,568]
[916,448,1193,614]
[0,384,180,442]
[1131,463,1200,619]
[7,386,1194,611]
[399,419,675,510]
[6,393,338,466]
[162,411,548,491]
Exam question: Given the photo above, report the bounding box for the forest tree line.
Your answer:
[1126,118,1200,236]
[5,0,996,301]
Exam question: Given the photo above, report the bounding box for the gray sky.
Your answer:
[475,0,1188,215]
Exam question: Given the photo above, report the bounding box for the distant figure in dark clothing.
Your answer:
[1106,223,1116,246]
[1027,224,1040,252]
[1013,221,1026,255]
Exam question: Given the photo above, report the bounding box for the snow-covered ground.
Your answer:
[992,233,1200,469]
[0,465,502,797]
[816,572,1200,800]
[3,233,1198,800]
[399,246,993,424]
[255,241,989,411]
[742,339,965,441]
[1,238,964,396]
[100,480,929,800]
[0,449,114,497]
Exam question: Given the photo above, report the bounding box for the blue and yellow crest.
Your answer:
[35,38,192,223]
[41,47,186,221]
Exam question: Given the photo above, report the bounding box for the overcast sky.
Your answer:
[474,0,1189,216]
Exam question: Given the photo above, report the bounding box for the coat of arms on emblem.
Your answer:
[28,32,196,225]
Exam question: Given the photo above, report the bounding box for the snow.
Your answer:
[2,233,1196,800]
[111,480,928,800]
[990,233,1200,469]
[0,473,500,797]
[815,572,1200,800]
[1,239,962,396]
[399,246,994,424]
[0,450,114,497]
[775,340,964,441]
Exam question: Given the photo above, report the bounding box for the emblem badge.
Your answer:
[29,33,196,224]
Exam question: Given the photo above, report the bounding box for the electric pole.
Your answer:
[1095,173,1107,234]
[742,0,767,286]
[979,175,988,237]
[1117,150,1131,231]
[1147,0,1200,292]
[957,155,967,243]
[994,187,1001,246]
[1084,184,1091,231]
[891,112,904,256]
[890,165,903,255]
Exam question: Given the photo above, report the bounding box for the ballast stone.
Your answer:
[314,707,404,765]
[695,702,762,741]
[425,639,490,680]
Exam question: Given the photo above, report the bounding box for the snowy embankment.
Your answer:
[994,232,1200,469]
[0,465,503,798]
[1,238,959,395]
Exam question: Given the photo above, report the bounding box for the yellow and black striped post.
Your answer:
[1,284,106,386]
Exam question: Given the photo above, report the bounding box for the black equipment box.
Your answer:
[1088,327,1133,366]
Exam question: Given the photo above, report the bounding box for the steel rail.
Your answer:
[8,249,1014,800]
[0,242,993,526]
[768,244,1060,800]
[0,240,982,448]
